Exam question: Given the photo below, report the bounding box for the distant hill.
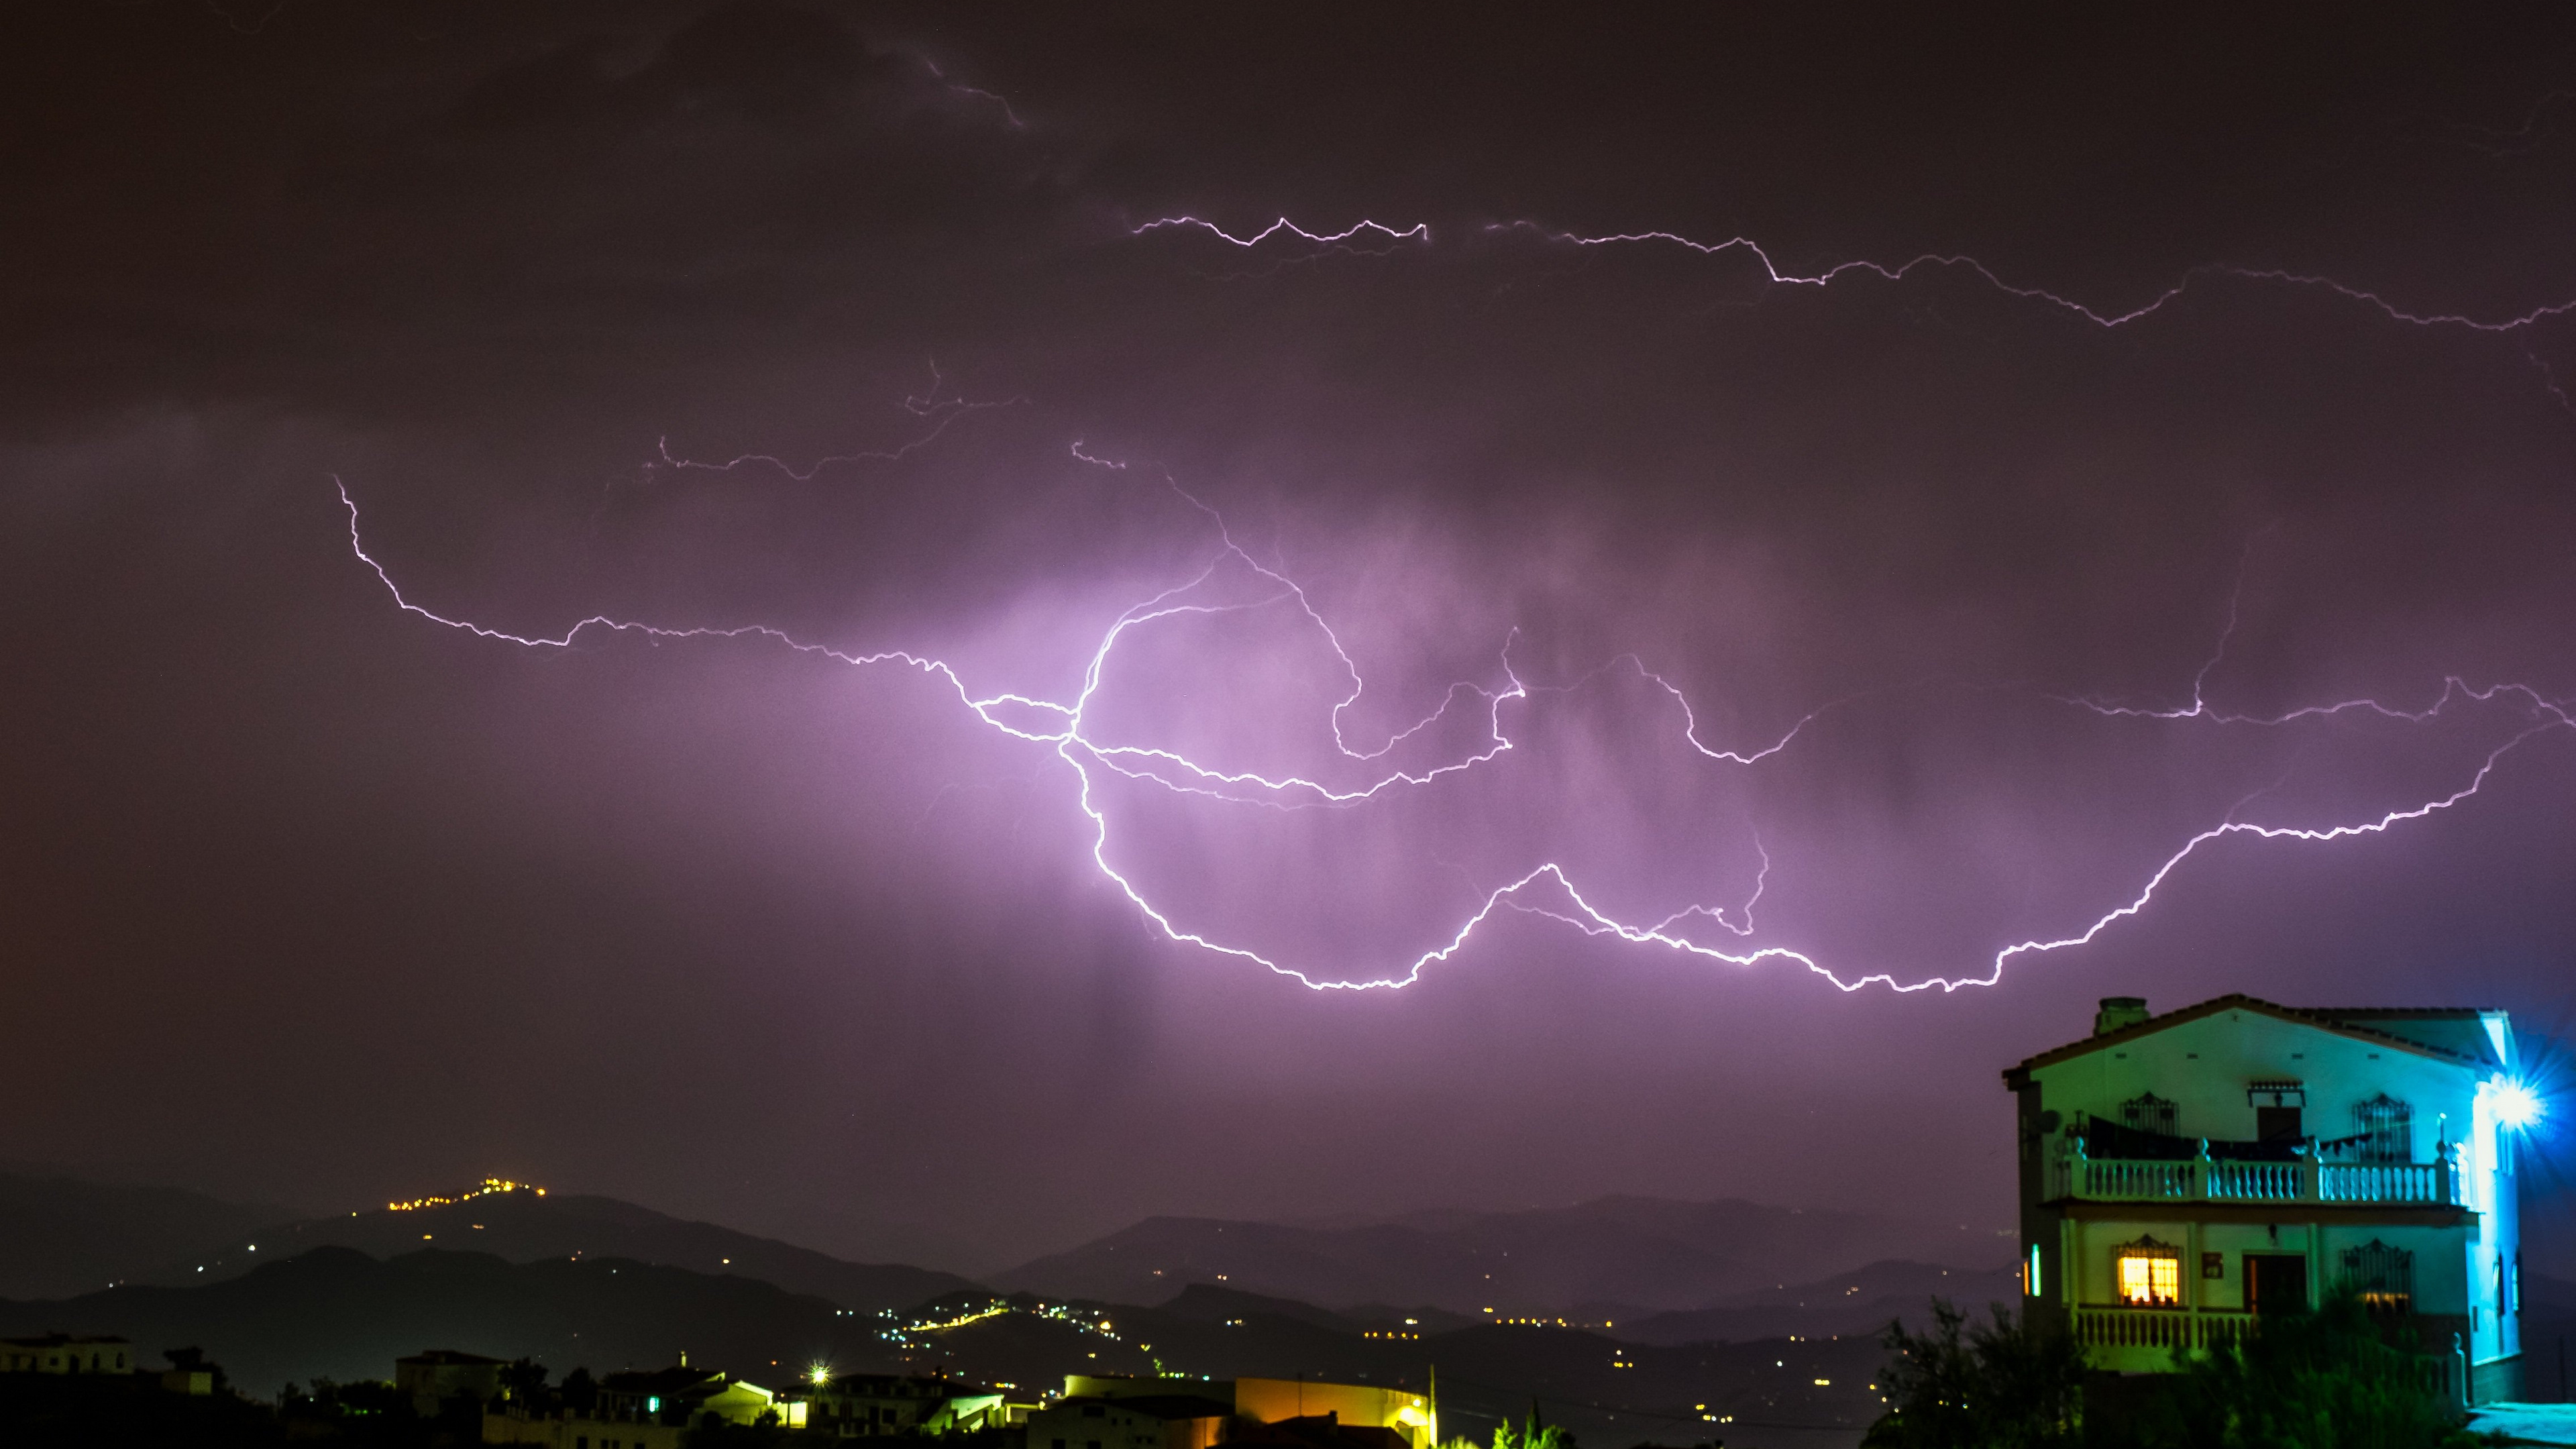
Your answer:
[150,1185,974,1313]
[1612,1259,2021,1346]
[0,1246,908,1395]
[0,1172,305,1300]
[886,1280,1893,1446]
[0,1242,1917,1446]
[998,1195,2009,1316]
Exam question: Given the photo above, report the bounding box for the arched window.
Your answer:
[2121,1092,2180,1137]
[2354,1094,2412,1163]
[2115,1235,2183,1306]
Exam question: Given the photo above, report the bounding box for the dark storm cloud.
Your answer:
[5,3,1069,421]
[5,2,2576,1273]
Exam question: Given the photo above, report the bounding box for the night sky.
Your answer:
[7,3,2576,1279]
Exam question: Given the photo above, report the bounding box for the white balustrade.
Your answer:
[2318,1161,2444,1203]
[2051,1144,2459,1205]
[2206,1159,2303,1201]
[2073,1306,2255,1352]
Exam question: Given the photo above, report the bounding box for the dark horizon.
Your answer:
[4,3,2573,1284]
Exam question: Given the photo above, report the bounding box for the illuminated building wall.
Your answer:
[1066,1375,1433,1449]
[2004,995,2527,1403]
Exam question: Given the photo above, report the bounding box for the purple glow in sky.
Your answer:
[343,394,2573,996]
[5,3,2576,1274]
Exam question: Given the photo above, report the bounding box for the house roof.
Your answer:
[599,1364,730,1395]
[2001,994,2496,1087]
[1057,1394,1238,1421]
[824,1373,983,1396]
[2304,1007,2493,1021]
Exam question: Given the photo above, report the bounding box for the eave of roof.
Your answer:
[2000,993,2489,1088]
[2305,1007,2498,1019]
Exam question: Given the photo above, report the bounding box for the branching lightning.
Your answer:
[338,216,2576,994]
[339,454,2573,995]
[1135,214,2576,335]
[916,56,1028,132]
[647,365,1024,484]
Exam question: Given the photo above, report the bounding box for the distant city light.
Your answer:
[386,1178,545,1212]
[810,1365,833,1386]
[2493,1079,2544,1130]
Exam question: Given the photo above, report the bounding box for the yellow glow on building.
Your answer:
[2116,1252,2180,1306]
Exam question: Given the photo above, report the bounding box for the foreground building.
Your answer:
[1063,1375,1434,1449]
[2006,995,2531,1403]
[803,1373,1009,1438]
[482,1359,802,1448]
[398,1349,506,1417]
[0,1335,132,1375]
[1027,1389,1234,1449]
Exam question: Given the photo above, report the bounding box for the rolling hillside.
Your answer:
[4,1250,1898,1448]
[0,1172,305,1300]
[1000,1195,2009,1316]
[1613,1259,2021,1346]
[0,1246,908,1395]
[152,1183,974,1313]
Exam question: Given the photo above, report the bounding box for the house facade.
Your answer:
[396,1348,506,1417]
[594,1365,801,1430]
[0,1334,131,1375]
[803,1372,1004,1438]
[2003,995,2528,1404]
[1026,1392,1234,1449]
[1064,1374,1434,1449]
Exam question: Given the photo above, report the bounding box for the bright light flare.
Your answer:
[2493,1079,2545,1130]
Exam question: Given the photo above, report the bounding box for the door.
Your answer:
[2245,1253,2308,1314]
[2256,1105,2304,1142]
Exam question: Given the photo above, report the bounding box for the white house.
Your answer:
[2003,994,2534,1403]
[0,1334,131,1375]
[1026,1392,1234,1449]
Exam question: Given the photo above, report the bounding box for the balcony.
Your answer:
[2073,1305,2253,1352]
[2070,1306,2461,1395]
[2049,1146,2462,1206]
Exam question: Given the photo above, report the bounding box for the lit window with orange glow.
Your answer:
[2116,1250,2180,1306]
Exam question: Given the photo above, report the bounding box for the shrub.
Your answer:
[1864,1299,2085,1449]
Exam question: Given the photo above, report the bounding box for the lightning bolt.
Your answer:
[645,364,1025,485]
[1133,213,2576,337]
[339,425,2576,993]
[1124,217,1437,281]
[916,56,1029,132]
[331,213,2576,994]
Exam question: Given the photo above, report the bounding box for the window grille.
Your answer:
[2353,1093,2412,1163]
[2339,1238,2413,1315]
[2114,1235,2182,1306]
[2121,1091,2180,1136]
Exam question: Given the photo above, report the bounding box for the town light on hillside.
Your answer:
[810,1364,833,1387]
[2493,1079,2544,1130]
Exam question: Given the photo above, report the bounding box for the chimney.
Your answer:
[2094,997,2149,1036]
